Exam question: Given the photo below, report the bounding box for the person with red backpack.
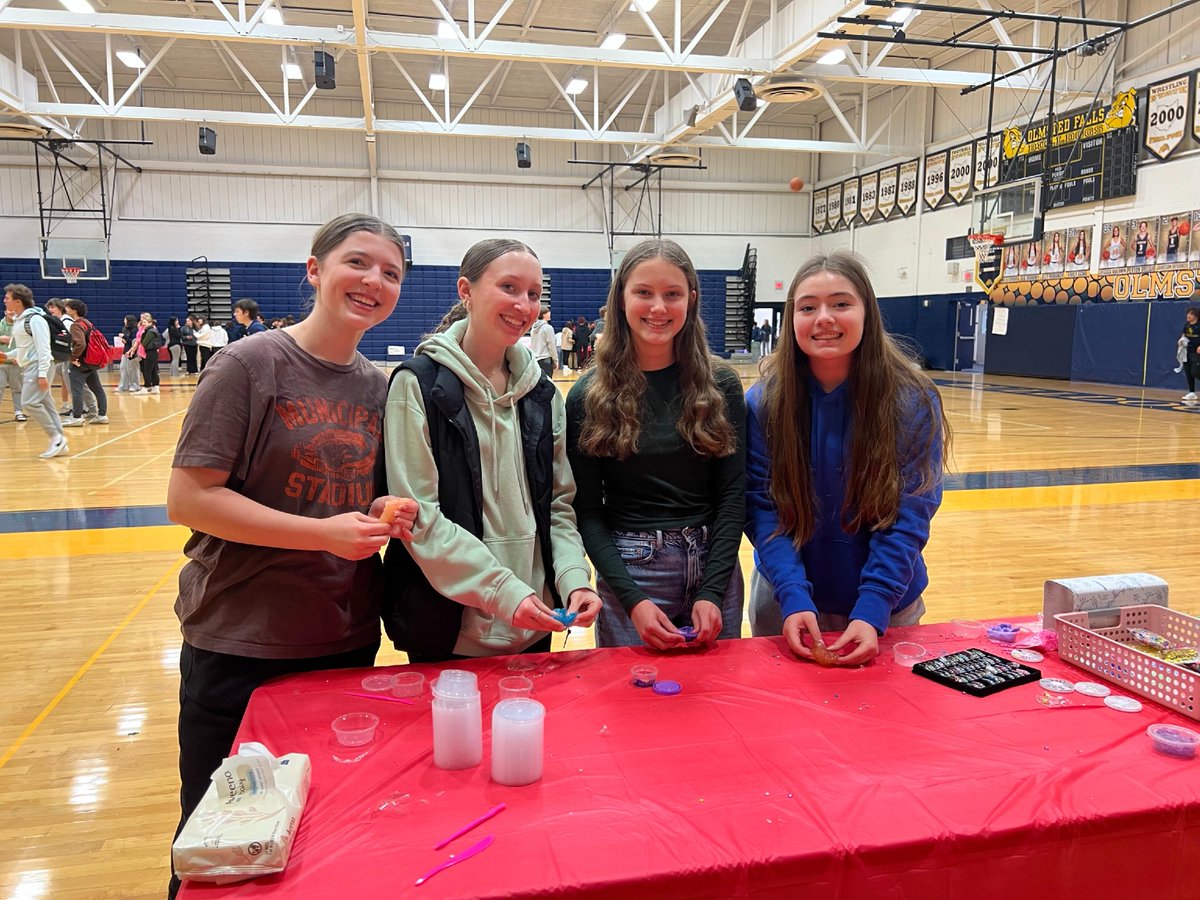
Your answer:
[62,299,109,427]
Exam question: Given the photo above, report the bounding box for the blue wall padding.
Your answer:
[0,258,734,359]
[1146,301,1195,390]
[985,305,1077,379]
[1071,303,1149,386]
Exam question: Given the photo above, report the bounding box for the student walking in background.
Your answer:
[3,284,67,458]
[745,251,948,665]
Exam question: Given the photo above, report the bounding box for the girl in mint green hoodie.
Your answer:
[384,239,601,661]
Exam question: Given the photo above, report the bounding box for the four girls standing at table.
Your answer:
[745,251,948,665]
[566,239,746,650]
[382,239,601,663]
[165,213,416,897]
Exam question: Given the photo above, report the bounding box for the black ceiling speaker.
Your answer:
[314,50,335,89]
[198,126,217,155]
[733,77,757,113]
[516,141,531,169]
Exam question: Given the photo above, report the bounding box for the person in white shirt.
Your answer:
[529,306,557,378]
[3,283,67,458]
[194,315,215,370]
[209,321,229,353]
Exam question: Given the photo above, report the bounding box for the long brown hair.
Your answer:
[578,238,736,460]
[761,250,949,546]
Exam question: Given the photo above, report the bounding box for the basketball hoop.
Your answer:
[969,233,1004,292]
[62,266,81,285]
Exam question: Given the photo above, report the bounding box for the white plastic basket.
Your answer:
[1055,605,1199,720]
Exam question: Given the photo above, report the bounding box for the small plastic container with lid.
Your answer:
[1147,723,1200,759]
[630,664,657,688]
[432,670,482,769]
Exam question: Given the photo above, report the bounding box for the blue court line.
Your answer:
[4,457,1199,535]
[933,378,1200,413]
[944,462,1200,491]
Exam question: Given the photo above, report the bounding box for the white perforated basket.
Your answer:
[1055,605,1199,720]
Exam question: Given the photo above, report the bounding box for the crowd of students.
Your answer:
[162,213,951,896]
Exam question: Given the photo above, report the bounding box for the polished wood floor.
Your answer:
[0,365,1197,898]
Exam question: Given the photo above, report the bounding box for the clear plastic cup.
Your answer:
[1147,724,1200,759]
[951,618,985,639]
[893,642,928,668]
[498,675,533,700]
[492,699,545,786]
[434,669,478,697]
[630,664,657,687]
[361,673,395,692]
[331,712,379,746]
[392,671,425,698]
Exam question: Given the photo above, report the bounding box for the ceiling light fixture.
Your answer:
[59,0,94,13]
[428,71,447,91]
[887,7,913,24]
[629,0,658,11]
[282,63,302,80]
[816,48,846,65]
[115,50,145,69]
[263,8,284,25]
[437,20,456,38]
[600,32,626,50]
[565,77,589,95]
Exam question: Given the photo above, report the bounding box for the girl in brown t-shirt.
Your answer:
[165,213,417,897]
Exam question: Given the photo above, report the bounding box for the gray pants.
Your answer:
[118,353,141,391]
[21,365,63,440]
[0,363,21,413]
[748,567,926,636]
[169,344,183,376]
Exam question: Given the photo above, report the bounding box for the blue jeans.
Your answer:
[596,527,745,648]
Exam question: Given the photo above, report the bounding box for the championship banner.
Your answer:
[897,159,919,216]
[842,177,860,225]
[973,134,1001,192]
[923,151,947,210]
[947,143,973,205]
[877,165,898,218]
[827,182,843,231]
[1192,70,1200,143]
[859,172,879,223]
[812,187,828,234]
[1145,74,1189,160]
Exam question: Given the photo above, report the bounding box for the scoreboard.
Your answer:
[998,89,1138,209]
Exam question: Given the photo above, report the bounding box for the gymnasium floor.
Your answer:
[0,365,1197,898]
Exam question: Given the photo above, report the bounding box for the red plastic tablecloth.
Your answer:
[181,626,1200,899]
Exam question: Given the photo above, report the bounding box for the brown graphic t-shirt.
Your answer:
[173,330,387,659]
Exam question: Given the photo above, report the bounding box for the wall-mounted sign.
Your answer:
[1144,74,1189,160]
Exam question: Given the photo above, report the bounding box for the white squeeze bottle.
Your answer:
[432,670,483,769]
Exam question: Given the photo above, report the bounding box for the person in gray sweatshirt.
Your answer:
[4,284,66,458]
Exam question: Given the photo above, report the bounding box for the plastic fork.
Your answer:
[414,835,495,886]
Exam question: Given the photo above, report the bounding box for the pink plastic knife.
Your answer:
[414,835,494,886]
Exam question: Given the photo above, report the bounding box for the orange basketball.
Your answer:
[789,177,805,192]
[1180,220,1191,236]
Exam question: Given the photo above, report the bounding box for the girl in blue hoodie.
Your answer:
[745,251,949,665]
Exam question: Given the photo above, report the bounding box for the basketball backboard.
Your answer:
[39,236,110,280]
[970,176,1043,246]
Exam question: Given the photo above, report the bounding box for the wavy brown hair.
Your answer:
[761,251,949,546]
[578,238,737,460]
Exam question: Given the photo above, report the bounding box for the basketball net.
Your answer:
[969,234,1003,292]
[62,266,81,285]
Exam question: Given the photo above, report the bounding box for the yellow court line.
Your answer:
[943,478,1200,513]
[0,525,190,558]
[0,555,186,770]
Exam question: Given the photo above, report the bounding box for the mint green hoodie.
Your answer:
[385,318,593,657]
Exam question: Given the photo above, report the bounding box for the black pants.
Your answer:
[198,346,213,370]
[141,354,160,388]
[169,639,380,898]
[68,365,107,417]
[182,344,198,374]
[1185,358,1199,393]
[406,632,552,664]
[537,358,554,378]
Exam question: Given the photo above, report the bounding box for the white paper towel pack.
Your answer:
[173,742,311,884]
[1043,573,1168,622]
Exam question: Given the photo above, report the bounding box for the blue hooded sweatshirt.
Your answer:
[745,378,943,635]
